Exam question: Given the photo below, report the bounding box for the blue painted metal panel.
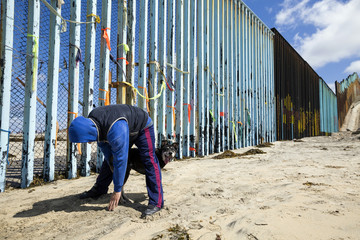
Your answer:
[0,0,15,192]
[21,0,41,188]
[43,0,62,181]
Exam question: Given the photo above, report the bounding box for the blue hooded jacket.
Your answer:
[69,116,130,193]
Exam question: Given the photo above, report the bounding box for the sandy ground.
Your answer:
[0,130,359,240]
[1,105,360,240]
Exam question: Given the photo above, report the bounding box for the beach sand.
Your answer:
[1,106,359,240]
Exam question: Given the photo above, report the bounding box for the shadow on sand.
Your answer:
[13,192,147,218]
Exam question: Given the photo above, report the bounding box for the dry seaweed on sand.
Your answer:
[152,224,191,240]
[256,142,274,148]
[293,139,304,142]
[239,149,266,156]
[213,150,240,159]
[213,149,266,159]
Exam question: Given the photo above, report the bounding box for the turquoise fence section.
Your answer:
[319,78,338,134]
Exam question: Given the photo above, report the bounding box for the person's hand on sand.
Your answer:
[108,192,121,211]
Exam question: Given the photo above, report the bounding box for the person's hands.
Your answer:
[108,191,121,211]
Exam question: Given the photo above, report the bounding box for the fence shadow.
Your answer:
[13,192,147,218]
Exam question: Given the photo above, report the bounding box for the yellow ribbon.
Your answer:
[86,13,101,24]
[230,121,238,142]
[121,81,166,100]
[118,43,130,54]
[27,34,39,92]
[209,110,216,122]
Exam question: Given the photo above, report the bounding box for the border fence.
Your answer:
[336,72,360,129]
[0,0,342,192]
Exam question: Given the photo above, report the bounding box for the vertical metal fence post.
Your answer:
[176,0,184,158]
[66,0,81,177]
[97,0,111,170]
[117,0,127,104]
[43,0,62,181]
[240,3,245,148]
[229,0,234,150]
[81,0,97,174]
[149,0,159,143]
[158,0,167,145]
[138,0,148,111]
[126,0,136,105]
[214,0,221,153]
[219,0,224,151]
[0,0,15,192]
[224,0,229,150]
[166,0,175,142]
[204,0,210,155]
[208,0,214,154]
[197,0,205,156]
[189,0,197,157]
[183,0,190,156]
[21,0,40,188]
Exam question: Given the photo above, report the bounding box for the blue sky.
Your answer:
[243,0,360,92]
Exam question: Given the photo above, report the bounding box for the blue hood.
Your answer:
[69,116,98,143]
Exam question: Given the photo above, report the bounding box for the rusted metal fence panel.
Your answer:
[335,73,360,129]
[1,0,275,190]
[273,28,321,140]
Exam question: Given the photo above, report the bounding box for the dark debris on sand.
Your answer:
[213,149,266,159]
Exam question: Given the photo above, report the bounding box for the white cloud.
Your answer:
[327,82,336,93]
[275,0,360,68]
[344,60,360,74]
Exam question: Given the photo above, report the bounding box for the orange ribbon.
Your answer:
[117,57,129,65]
[68,112,82,155]
[167,105,176,126]
[220,112,225,117]
[99,88,110,105]
[102,28,111,51]
[183,103,192,123]
[189,147,196,152]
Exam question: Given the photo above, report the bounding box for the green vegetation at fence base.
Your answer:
[152,224,191,240]
[213,149,266,159]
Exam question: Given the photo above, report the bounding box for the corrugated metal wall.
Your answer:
[335,72,360,129]
[0,0,276,191]
[273,28,320,140]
